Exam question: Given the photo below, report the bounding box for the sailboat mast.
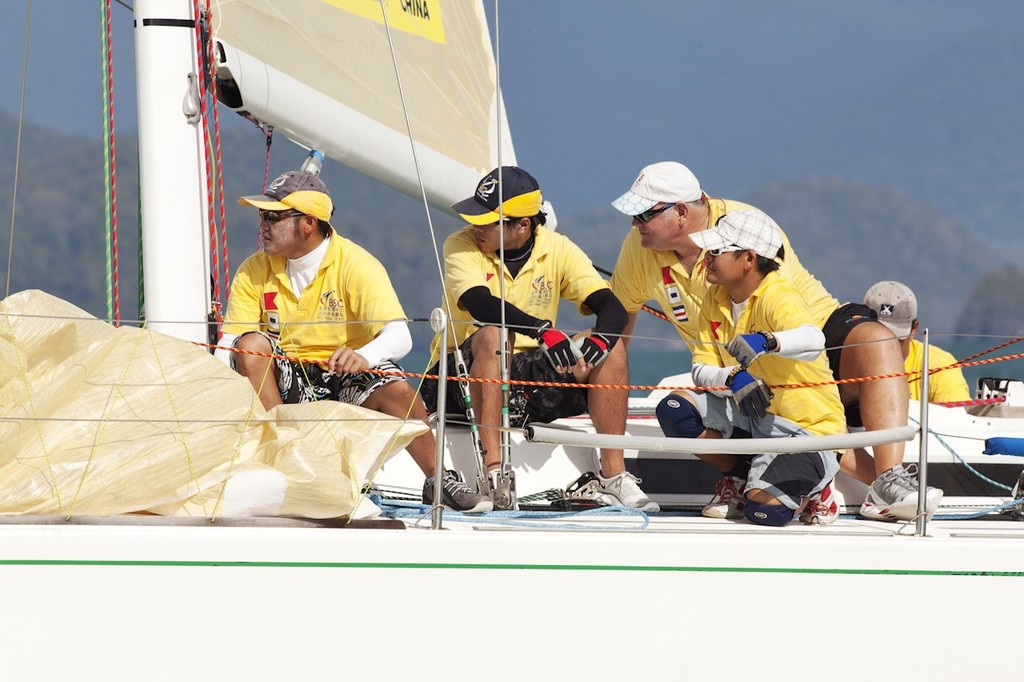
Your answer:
[133,0,212,344]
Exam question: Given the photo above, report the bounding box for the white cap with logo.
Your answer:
[611,161,703,215]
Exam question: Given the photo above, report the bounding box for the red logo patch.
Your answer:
[263,292,278,311]
[485,273,494,281]
[710,320,721,339]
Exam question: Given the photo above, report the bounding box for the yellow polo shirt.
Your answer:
[691,271,845,436]
[222,233,406,362]
[442,225,609,353]
[610,198,839,342]
[906,339,970,403]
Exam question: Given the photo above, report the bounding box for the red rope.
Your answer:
[103,0,119,324]
[193,1,220,317]
[206,0,229,315]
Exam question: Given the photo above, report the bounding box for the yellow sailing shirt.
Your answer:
[222,233,406,362]
[905,339,970,403]
[442,225,609,353]
[691,271,845,436]
[610,198,839,342]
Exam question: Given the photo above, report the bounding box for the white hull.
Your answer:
[3,512,1022,679]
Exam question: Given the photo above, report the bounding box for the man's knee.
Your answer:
[656,393,704,438]
[743,500,794,526]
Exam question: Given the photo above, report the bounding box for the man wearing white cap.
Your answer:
[610,161,942,522]
[864,281,969,403]
[420,166,657,511]
[654,209,844,526]
[218,170,491,513]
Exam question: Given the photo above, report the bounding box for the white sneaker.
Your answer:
[860,464,943,521]
[597,471,660,512]
[702,475,746,519]
[799,481,839,525]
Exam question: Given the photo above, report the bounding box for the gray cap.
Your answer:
[864,281,917,338]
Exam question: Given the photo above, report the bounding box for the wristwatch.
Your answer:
[761,331,778,353]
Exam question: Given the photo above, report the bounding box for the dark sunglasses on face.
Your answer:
[259,209,303,224]
[632,203,675,224]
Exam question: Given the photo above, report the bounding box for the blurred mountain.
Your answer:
[0,113,1017,354]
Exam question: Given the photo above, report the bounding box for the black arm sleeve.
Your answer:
[584,288,628,344]
[458,286,546,338]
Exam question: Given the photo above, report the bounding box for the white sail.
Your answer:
[211,0,515,210]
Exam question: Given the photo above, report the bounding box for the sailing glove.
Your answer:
[576,333,613,367]
[727,332,778,367]
[537,322,581,371]
[727,369,774,419]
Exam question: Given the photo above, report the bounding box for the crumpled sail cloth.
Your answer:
[0,290,425,519]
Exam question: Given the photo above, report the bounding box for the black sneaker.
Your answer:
[422,470,493,513]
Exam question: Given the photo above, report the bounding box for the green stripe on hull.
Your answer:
[1,559,1021,577]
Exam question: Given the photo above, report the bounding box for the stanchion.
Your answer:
[430,308,448,530]
[915,328,930,536]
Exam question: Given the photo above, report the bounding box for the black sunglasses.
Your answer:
[633,203,675,224]
[259,209,304,223]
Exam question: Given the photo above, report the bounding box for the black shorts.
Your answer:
[419,333,590,426]
[821,302,878,428]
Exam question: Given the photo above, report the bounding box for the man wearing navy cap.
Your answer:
[421,166,658,511]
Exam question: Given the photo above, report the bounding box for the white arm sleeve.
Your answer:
[772,324,826,362]
[354,320,413,368]
[214,332,238,367]
[692,362,736,397]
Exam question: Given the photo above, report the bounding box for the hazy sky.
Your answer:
[0,0,1021,217]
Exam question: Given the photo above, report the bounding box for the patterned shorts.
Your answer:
[232,331,403,407]
[419,332,590,426]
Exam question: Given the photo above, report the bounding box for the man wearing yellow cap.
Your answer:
[218,170,491,513]
[421,166,657,511]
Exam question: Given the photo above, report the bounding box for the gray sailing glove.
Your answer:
[728,369,774,419]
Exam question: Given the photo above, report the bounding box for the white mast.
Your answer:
[133,0,212,344]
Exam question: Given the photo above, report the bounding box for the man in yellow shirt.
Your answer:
[610,161,942,522]
[654,209,844,525]
[864,281,970,404]
[218,170,491,513]
[420,166,656,511]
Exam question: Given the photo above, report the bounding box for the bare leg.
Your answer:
[580,342,628,477]
[838,322,909,478]
[839,447,878,485]
[232,333,283,411]
[466,326,508,471]
[362,381,437,478]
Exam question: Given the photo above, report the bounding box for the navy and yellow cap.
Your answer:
[452,166,543,225]
[238,171,334,227]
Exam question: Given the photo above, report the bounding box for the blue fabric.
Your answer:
[743,500,795,526]
[983,437,1024,457]
[656,395,704,438]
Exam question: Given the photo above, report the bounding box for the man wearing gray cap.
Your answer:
[864,281,969,404]
[217,170,491,513]
[610,161,942,522]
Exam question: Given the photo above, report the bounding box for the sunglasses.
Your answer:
[259,209,303,224]
[632,203,675,224]
[707,244,745,256]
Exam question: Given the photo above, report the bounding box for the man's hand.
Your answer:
[727,332,777,367]
[327,346,370,375]
[576,333,613,367]
[538,325,581,372]
[728,369,773,419]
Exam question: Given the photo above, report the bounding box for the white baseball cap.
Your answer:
[611,161,703,215]
[864,281,917,338]
[689,209,782,260]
